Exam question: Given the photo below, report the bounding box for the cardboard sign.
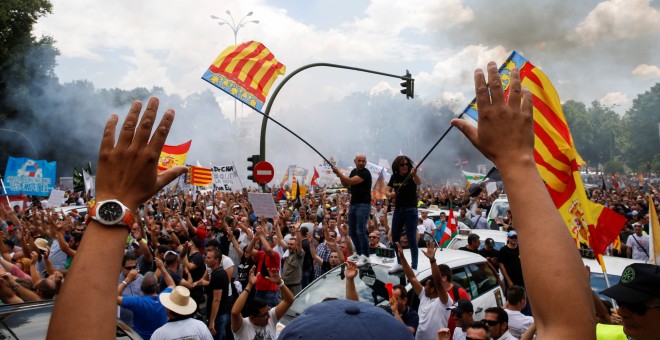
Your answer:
[248,192,278,218]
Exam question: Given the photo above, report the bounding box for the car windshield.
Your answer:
[447,239,505,251]
[488,201,510,220]
[285,263,408,321]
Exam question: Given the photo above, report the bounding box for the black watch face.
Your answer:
[98,201,124,224]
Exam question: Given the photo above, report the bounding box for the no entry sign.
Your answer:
[253,161,274,184]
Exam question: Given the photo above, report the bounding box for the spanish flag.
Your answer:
[157,140,192,173]
[191,166,213,186]
[462,52,626,257]
[202,41,286,111]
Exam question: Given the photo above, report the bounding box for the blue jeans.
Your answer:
[348,203,371,256]
[392,207,419,269]
[255,289,279,308]
[301,266,314,289]
[212,313,230,340]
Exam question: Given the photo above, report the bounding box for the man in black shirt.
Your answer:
[333,153,372,266]
[205,249,230,339]
[479,238,499,267]
[498,231,524,288]
[459,233,481,253]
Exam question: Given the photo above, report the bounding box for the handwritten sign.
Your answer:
[248,192,278,218]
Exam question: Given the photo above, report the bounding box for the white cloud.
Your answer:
[600,92,629,107]
[632,64,660,79]
[349,0,473,35]
[570,0,660,45]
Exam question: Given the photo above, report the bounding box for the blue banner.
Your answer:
[3,157,57,196]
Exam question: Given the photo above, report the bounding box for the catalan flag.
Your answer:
[202,41,286,111]
[191,166,213,186]
[157,140,192,173]
[462,51,626,257]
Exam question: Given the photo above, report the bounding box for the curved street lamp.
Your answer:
[0,128,38,159]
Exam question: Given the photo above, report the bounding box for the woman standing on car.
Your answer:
[386,155,421,274]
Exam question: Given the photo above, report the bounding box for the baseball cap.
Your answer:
[484,238,495,246]
[279,299,414,340]
[451,299,474,315]
[507,230,518,238]
[601,263,660,303]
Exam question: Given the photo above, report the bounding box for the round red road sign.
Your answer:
[253,161,274,184]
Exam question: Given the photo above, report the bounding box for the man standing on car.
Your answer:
[332,153,372,266]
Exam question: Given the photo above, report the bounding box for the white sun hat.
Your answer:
[159,286,197,315]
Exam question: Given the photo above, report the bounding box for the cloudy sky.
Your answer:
[30,0,660,181]
[33,0,660,114]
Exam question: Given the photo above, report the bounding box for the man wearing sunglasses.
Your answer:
[483,307,516,340]
[118,253,144,328]
[600,263,660,340]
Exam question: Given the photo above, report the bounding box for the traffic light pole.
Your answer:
[259,63,414,162]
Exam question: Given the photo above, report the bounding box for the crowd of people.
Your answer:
[0,64,658,340]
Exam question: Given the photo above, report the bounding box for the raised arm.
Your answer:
[450,64,594,339]
[48,98,188,340]
[231,266,255,333]
[332,167,364,188]
[422,242,448,304]
[345,261,359,301]
[397,242,422,295]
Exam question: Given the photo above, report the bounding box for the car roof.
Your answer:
[582,255,645,276]
[453,229,508,242]
[370,248,489,274]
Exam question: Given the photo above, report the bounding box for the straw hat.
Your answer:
[159,286,197,315]
[34,238,49,251]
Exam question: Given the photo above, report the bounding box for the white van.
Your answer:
[278,248,506,332]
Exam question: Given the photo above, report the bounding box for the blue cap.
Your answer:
[279,299,414,340]
[507,230,518,238]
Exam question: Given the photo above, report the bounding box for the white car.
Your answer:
[445,229,509,251]
[487,194,510,226]
[278,248,506,333]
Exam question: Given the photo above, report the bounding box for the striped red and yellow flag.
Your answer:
[202,41,286,111]
[191,166,213,186]
[462,52,626,257]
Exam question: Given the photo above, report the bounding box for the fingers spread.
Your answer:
[487,61,505,106]
[99,114,119,160]
[474,68,490,114]
[148,108,176,154]
[507,68,522,110]
[116,101,142,149]
[133,97,159,147]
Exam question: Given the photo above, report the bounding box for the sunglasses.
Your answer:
[482,319,500,326]
[369,236,378,239]
[123,265,137,270]
[617,300,660,315]
[466,337,487,340]
[399,163,410,167]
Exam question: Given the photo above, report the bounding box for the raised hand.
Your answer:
[422,241,436,261]
[345,261,358,280]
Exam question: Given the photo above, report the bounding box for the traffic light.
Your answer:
[400,70,414,99]
[247,154,260,183]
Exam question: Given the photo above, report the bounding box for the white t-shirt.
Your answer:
[417,225,426,235]
[151,317,213,340]
[452,327,466,340]
[416,290,453,340]
[505,309,534,339]
[233,308,278,340]
[422,218,435,234]
[626,234,650,260]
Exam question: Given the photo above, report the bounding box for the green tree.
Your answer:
[622,83,660,170]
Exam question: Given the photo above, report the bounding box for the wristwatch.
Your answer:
[86,199,135,231]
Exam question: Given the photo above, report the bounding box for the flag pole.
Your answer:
[232,161,245,191]
[396,113,464,194]
[0,177,11,207]
[597,254,618,309]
